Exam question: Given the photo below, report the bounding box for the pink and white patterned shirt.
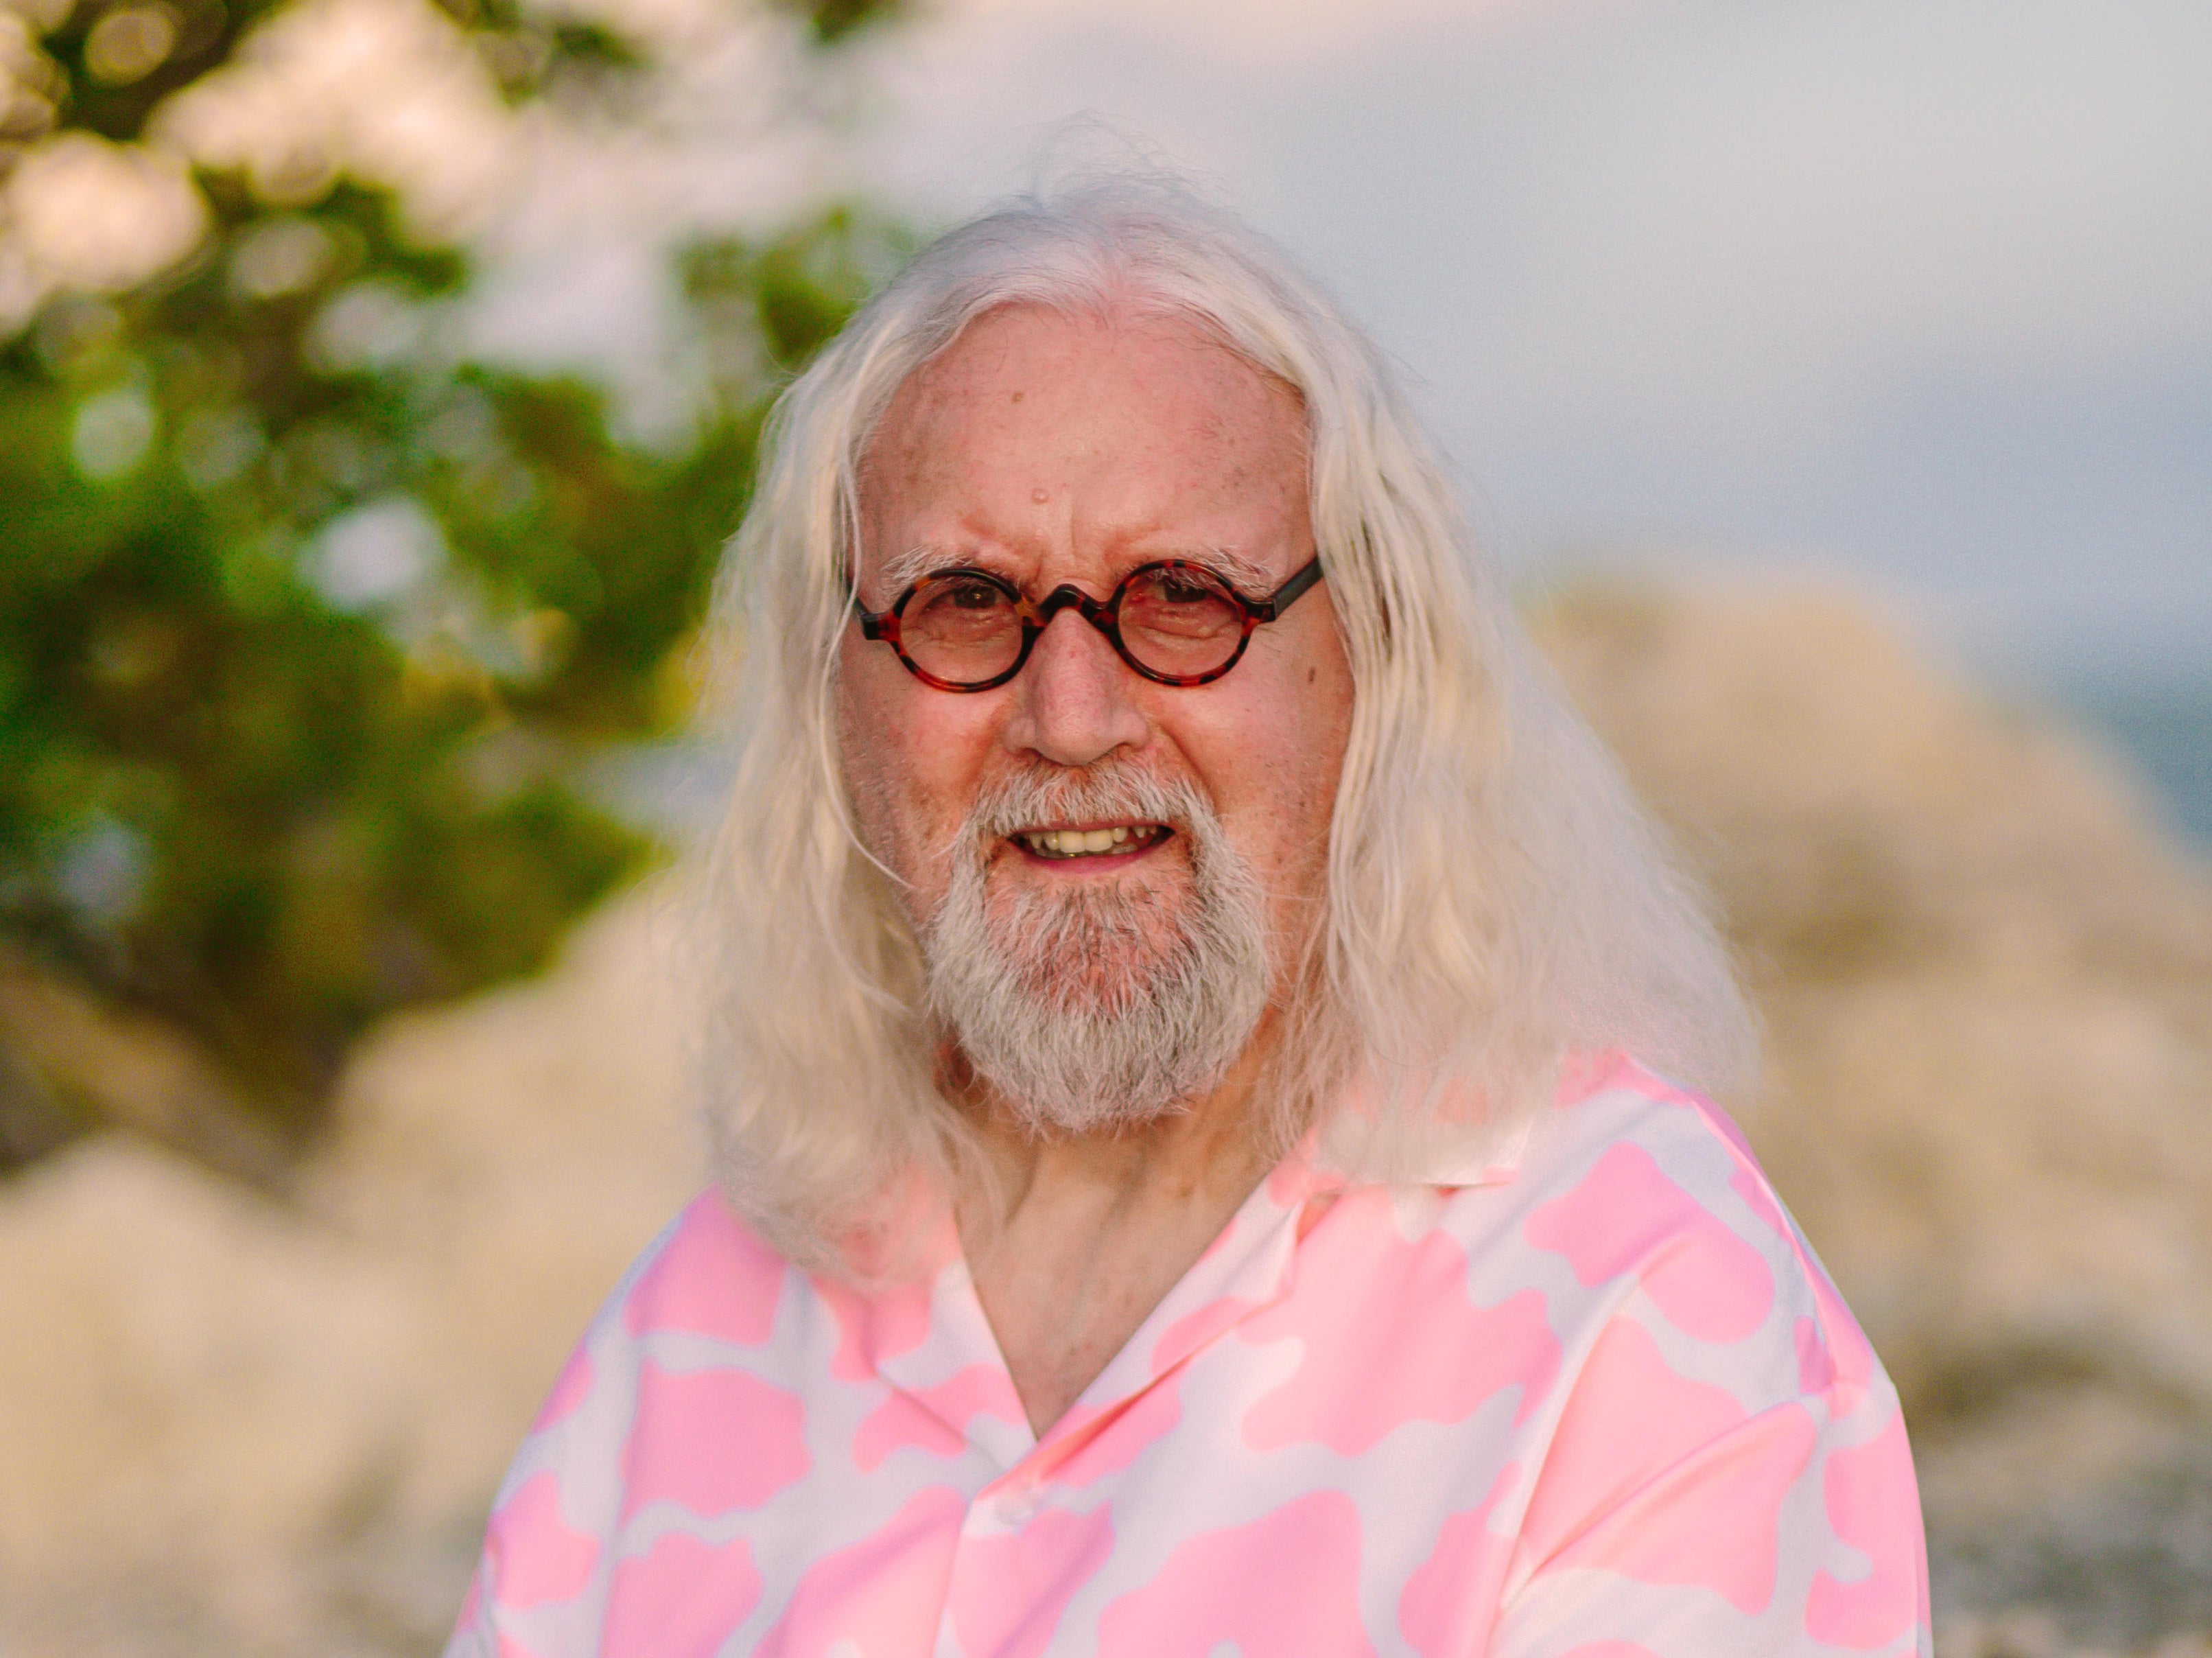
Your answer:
[449,1054,1931,1657]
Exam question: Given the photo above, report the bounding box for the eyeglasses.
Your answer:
[851,556,1326,692]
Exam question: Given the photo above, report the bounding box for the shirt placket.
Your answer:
[894,1160,1332,1658]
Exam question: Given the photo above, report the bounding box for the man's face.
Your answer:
[837,303,1355,1130]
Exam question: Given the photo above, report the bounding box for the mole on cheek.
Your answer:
[1031,488,1048,505]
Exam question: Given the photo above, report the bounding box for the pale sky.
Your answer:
[843,0,2211,691]
[468,0,2211,694]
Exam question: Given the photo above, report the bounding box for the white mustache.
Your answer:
[961,759,1204,846]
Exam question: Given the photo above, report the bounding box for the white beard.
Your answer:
[920,761,1273,1136]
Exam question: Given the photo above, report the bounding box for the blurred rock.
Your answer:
[0,886,699,1657]
[1,580,2207,1655]
[0,1135,419,1655]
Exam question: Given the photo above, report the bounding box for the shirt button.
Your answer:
[992,1488,1040,1527]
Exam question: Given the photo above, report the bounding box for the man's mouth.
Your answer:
[1012,824,1170,861]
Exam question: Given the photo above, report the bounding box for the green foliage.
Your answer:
[1,0,910,1149]
[768,0,895,47]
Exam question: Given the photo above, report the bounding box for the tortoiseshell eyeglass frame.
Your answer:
[851,556,1328,692]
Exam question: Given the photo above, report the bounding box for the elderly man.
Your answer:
[451,178,1930,1657]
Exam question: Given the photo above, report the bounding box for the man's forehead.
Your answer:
[854,307,1308,569]
[864,305,1303,465]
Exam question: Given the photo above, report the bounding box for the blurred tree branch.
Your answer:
[0,0,908,1171]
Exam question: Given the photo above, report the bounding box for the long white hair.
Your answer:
[695,170,1753,1276]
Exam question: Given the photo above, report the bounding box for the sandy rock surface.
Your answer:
[2,581,2207,1655]
[0,887,703,1657]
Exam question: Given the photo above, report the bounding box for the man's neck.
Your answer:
[953,1051,1278,1438]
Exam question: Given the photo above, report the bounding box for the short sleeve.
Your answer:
[1490,1066,1933,1656]
[1493,1274,1931,1655]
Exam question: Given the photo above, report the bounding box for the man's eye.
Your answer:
[1135,565,1231,605]
[910,576,1015,630]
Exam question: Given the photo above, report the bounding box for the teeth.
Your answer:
[1017,824,1164,859]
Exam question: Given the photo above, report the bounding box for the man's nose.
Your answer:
[1002,609,1149,767]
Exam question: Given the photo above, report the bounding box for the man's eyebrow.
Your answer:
[876,545,971,594]
[1177,548,1277,594]
[871,544,1287,598]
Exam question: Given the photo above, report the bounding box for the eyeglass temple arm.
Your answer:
[851,590,891,640]
[1249,556,1326,622]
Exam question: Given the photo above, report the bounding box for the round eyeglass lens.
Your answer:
[1117,565,1245,677]
[901,572,1025,683]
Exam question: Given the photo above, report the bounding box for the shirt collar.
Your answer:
[1302,1065,1542,1195]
